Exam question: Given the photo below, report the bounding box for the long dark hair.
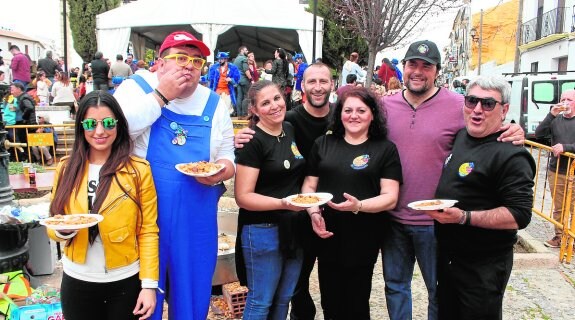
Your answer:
[246,80,283,129]
[330,87,388,140]
[383,58,395,70]
[50,91,142,244]
[277,48,289,78]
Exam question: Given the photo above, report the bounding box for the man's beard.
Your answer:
[405,79,432,96]
[306,90,330,108]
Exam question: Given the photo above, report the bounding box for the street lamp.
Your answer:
[470,9,484,75]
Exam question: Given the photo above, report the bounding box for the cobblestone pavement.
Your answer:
[29,182,575,319]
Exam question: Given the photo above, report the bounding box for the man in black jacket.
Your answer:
[534,89,575,248]
[90,51,110,91]
[10,82,37,159]
[37,50,61,85]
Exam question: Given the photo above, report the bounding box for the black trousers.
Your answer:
[437,248,513,320]
[290,215,320,320]
[317,261,374,320]
[61,272,141,320]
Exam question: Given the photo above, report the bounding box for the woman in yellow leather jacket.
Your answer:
[47,90,159,320]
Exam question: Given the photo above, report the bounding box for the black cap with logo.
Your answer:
[403,40,441,66]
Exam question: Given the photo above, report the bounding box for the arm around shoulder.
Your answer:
[113,77,163,139]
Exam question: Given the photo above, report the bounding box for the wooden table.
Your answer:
[9,171,56,192]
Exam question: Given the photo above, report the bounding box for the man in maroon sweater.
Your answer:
[9,45,31,90]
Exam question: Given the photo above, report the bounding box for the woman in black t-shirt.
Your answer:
[303,87,402,319]
[234,80,305,319]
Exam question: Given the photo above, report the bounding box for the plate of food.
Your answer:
[40,214,104,231]
[407,199,458,211]
[286,193,333,208]
[175,161,225,177]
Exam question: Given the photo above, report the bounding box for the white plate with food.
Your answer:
[286,193,334,208]
[40,214,104,231]
[407,199,458,211]
[175,161,225,177]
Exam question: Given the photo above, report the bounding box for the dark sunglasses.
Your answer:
[81,117,118,131]
[464,95,502,111]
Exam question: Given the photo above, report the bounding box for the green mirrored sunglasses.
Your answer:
[81,117,118,131]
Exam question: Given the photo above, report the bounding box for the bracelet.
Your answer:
[309,211,322,217]
[352,201,363,214]
[154,88,170,106]
[459,210,471,225]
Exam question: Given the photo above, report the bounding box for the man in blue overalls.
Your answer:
[114,31,236,319]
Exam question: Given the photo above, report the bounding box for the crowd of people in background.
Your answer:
[0,30,548,320]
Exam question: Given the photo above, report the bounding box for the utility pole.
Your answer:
[62,0,68,72]
[514,0,524,73]
[312,0,317,62]
[478,9,483,75]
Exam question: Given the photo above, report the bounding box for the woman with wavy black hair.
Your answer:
[48,91,159,320]
[302,86,402,319]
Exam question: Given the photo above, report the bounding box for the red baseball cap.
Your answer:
[159,31,211,57]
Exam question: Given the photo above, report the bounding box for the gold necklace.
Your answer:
[258,123,285,142]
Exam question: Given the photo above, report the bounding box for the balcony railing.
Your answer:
[521,7,572,45]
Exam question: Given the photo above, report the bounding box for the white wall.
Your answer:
[468,60,514,76]
[520,39,570,71]
[0,37,43,62]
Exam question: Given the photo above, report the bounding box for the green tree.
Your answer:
[68,0,121,63]
[308,0,368,76]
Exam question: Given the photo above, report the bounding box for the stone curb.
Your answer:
[515,229,559,269]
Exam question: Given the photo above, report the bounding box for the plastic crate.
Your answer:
[222,282,248,318]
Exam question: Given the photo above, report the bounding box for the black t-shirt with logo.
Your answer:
[285,103,333,159]
[306,134,402,266]
[235,121,305,225]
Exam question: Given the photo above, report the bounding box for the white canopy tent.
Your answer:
[96,0,323,64]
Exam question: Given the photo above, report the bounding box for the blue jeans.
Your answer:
[242,224,303,320]
[382,221,438,320]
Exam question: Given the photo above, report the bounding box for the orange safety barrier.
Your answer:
[525,140,575,263]
[5,124,75,168]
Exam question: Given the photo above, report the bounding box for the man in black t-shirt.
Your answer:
[426,76,535,319]
[236,63,333,320]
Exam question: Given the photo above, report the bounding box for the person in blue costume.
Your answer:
[208,51,241,114]
[293,53,308,102]
[391,58,403,83]
[113,31,236,320]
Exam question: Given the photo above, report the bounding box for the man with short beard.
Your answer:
[235,63,333,320]
[381,40,524,320]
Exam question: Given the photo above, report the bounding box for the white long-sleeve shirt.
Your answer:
[113,72,235,163]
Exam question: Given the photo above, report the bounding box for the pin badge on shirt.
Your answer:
[170,121,188,146]
[284,160,290,169]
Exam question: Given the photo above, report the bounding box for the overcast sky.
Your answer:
[3,0,508,67]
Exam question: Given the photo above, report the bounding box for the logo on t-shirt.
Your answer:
[458,162,474,177]
[291,141,303,159]
[351,155,370,170]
